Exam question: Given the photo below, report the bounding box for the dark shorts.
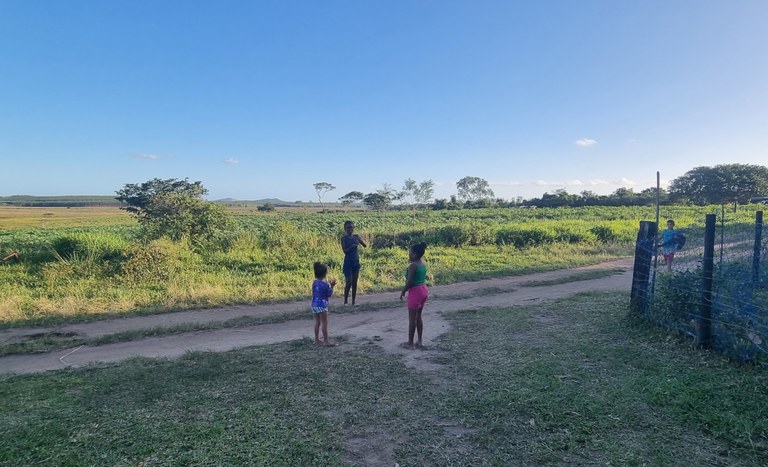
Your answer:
[663,252,675,262]
[343,258,360,277]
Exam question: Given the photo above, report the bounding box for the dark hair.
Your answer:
[410,242,427,259]
[343,220,354,229]
[313,262,328,279]
[667,219,675,226]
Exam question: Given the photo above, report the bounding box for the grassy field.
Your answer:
[0,205,763,326]
[1,292,765,465]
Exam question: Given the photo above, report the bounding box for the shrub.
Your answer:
[590,225,618,243]
[494,226,556,248]
[120,239,200,284]
[50,232,128,263]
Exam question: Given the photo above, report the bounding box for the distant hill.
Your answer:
[0,195,123,207]
[214,198,290,205]
[0,195,331,209]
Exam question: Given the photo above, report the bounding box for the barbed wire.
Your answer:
[640,211,767,362]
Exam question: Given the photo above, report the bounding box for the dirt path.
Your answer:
[0,258,633,375]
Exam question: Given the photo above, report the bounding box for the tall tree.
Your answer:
[399,178,435,209]
[669,164,768,205]
[313,182,336,210]
[456,176,494,201]
[414,179,435,207]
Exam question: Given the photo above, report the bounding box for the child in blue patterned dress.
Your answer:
[311,262,338,346]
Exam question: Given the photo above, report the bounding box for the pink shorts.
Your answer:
[406,284,429,310]
[663,252,675,262]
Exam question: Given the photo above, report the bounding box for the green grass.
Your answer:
[518,267,626,287]
[1,292,766,465]
[3,204,763,325]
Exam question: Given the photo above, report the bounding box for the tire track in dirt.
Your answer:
[0,258,632,374]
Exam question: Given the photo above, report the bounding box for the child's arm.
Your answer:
[400,263,416,300]
[355,235,367,248]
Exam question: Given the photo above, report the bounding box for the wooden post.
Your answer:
[631,221,657,314]
[652,171,660,294]
[754,211,763,287]
[699,214,716,348]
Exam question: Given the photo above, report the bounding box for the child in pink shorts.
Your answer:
[399,242,428,349]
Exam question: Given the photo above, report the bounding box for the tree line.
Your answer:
[112,163,767,247]
[318,163,768,210]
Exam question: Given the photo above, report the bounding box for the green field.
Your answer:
[2,292,765,465]
[0,205,763,326]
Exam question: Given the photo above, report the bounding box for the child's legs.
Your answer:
[415,307,424,342]
[664,252,674,271]
[407,308,418,344]
[320,312,329,341]
[351,271,360,303]
[314,313,322,342]
[343,275,352,303]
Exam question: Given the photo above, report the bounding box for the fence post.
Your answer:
[754,211,763,287]
[631,221,657,314]
[699,213,716,348]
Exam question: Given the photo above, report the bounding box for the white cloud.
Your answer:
[223,158,240,165]
[617,177,637,186]
[134,153,159,160]
[589,179,610,186]
[574,138,598,147]
[565,180,584,186]
[534,180,563,186]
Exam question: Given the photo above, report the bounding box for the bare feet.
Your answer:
[324,340,338,347]
[399,342,414,349]
[415,342,424,349]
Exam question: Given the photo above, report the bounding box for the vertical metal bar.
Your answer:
[719,204,725,266]
[699,214,716,348]
[652,172,660,294]
[754,211,763,287]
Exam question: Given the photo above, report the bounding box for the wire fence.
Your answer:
[631,209,767,362]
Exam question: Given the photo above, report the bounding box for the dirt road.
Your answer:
[0,258,633,374]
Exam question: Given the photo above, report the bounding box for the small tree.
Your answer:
[115,178,231,247]
[257,202,276,212]
[313,182,336,210]
[116,178,207,215]
[363,193,390,211]
[456,176,494,202]
[339,191,364,205]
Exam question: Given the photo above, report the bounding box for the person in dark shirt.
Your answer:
[340,220,367,305]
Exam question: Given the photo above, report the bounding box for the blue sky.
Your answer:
[1,1,766,201]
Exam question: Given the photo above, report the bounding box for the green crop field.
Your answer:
[0,205,763,326]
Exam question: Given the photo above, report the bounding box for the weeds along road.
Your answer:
[0,258,633,374]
